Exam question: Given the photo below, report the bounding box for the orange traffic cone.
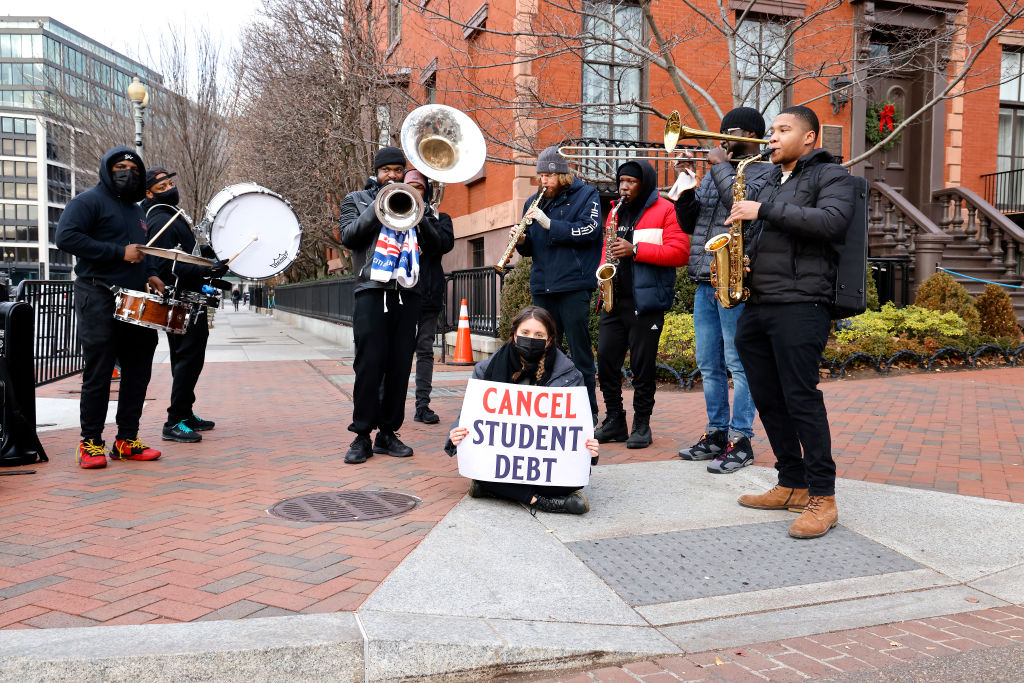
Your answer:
[450,298,475,365]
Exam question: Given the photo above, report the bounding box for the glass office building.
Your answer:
[0,17,160,283]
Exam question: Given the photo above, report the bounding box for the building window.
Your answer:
[388,0,402,49]
[998,50,1023,175]
[581,2,644,143]
[376,105,392,147]
[469,237,484,268]
[464,3,488,40]
[735,16,790,124]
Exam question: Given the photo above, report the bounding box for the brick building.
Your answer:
[370,0,1023,311]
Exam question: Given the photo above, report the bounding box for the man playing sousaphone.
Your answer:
[56,147,164,468]
[510,146,602,423]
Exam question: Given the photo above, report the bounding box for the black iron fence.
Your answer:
[14,280,82,387]
[274,277,356,323]
[868,256,911,308]
[443,267,506,338]
[982,167,1024,214]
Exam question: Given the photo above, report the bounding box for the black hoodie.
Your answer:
[56,146,150,289]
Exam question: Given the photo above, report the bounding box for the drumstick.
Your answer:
[145,208,185,247]
[227,236,259,265]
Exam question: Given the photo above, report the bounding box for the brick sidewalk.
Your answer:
[4,362,1021,634]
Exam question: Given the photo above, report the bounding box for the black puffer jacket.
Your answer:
[55,146,149,289]
[339,177,452,298]
[674,157,774,282]
[745,149,855,304]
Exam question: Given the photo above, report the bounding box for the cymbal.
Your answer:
[139,246,215,266]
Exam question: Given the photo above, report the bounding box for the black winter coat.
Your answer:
[745,149,856,305]
[674,157,774,282]
[55,146,150,289]
[140,200,215,292]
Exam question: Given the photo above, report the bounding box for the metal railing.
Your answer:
[981,167,1024,214]
[868,256,911,307]
[14,280,82,387]
[560,138,710,193]
[443,266,506,337]
[274,277,356,323]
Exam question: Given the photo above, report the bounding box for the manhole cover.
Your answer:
[268,490,419,522]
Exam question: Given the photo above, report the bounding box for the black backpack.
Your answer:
[0,302,47,467]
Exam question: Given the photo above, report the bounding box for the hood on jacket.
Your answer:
[616,159,659,223]
[99,146,147,203]
[782,148,836,176]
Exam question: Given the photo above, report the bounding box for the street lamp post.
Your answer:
[4,251,14,285]
[126,77,149,157]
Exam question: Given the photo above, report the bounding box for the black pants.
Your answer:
[476,480,582,505]
[74,280,158,442]
[735,302,835,496]
[232,299,239,311]
[532,290,598,415]
[165,308,209,426]
[597,299,664,420]
[349,288,422,435]
[414,308,440,411]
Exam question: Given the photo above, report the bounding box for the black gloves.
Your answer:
[209,259,229,278]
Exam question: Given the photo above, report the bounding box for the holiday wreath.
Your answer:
[866,102,903,151]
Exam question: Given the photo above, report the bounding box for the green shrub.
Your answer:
[656,312,696,373]
[914,271,981,331]
[974,283,1021,339]
[671,266,698,314]
[834,303,969,345]
[866,261,880,311]
[498,258,534,340]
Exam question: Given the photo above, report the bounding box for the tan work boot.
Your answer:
[737,485,809,511]
[789,495,839,539]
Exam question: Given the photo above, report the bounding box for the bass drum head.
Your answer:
[207,183,302,280]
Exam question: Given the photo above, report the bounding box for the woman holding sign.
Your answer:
[447,306,599,515]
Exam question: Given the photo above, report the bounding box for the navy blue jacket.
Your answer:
[515,178,602,294]
[56,146,150,290]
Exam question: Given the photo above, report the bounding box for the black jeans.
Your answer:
[349,288,422,435]
[476,480,583,505]
[596,299,664,420]
[414,308,440,411]
[735,302,835,496]
[532,290,598,415]
[74,280,158,442]
[165,308,209,426]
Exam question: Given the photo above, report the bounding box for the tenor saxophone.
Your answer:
[705,150,769,308]
[494,191,544,273]
[596,196,625,312]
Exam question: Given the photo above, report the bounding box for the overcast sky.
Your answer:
[13,0,264,71]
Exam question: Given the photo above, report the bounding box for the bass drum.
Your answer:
[206,183,302,280]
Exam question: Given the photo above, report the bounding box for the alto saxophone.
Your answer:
[495,191,544,273]
[705,150,769,308]
[596,195,625,313]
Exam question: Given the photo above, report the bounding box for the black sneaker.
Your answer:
[467,480,490,499]
[344,434,373,464]
[373,431,413,457]
[414,407,440,424]
[162,420,202,443]
[678,430,727,461]
[594,412,628,443]
[625,420,652,449]
[707,434,754,474]
[532,492,589,515]
[184,413,215,431]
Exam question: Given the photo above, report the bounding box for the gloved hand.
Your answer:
[209,259,229,278]
[199,244,217,259]
[532,206,551,229]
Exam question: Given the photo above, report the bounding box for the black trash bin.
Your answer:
[0,301,47,466]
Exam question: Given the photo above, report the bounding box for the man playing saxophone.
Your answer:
[674,107,773,473]
[509,146,602,422]
[725,106,856,539]
[593,160,688,449]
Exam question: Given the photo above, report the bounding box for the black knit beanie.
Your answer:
[720,107,766,139]
[617,161,643,182]
[374,146,406,171]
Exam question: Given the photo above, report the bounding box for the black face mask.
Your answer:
[111,169,140,195]
[152,187,179,206]
[514,335,547,362]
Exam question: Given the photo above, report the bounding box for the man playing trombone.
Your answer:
[674,107,773,473]
[339,146,421,464]
[510,146,602,422]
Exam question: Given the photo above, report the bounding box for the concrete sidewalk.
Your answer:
[5,307,1023,680]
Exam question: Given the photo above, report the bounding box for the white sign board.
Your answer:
[456,378,593,487]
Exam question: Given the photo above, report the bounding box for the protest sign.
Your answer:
[456,378,593,487]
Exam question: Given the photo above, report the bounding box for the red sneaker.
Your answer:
[76,439,108,469]
[111,437,162,461]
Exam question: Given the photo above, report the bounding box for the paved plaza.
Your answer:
[1,306,1022,680]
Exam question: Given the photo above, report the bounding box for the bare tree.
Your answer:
[230,0,406,280]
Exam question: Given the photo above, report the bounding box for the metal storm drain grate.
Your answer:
[268,490,419,522]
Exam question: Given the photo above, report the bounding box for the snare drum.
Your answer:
[205,183,302,280]
[113,289,191,335]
